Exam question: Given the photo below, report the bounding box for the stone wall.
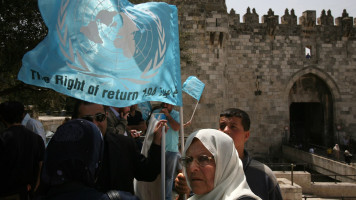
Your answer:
[275,171,312,194]
[277,178,302,200]
[282,145,356,182]
[39,116,67,133]
[139,0,356,160]
[275,171,356,199]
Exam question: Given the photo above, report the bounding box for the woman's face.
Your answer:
[185,139,216,195]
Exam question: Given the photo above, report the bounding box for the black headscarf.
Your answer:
[42,119,104,187]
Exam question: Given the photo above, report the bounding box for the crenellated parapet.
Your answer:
[262,9,279,36]
[225,8,355,41]
[228,8,240,26]
[243,7,259,24]
[335,9,354,37]
[281,9,297,26]
[299,10,316,27]
[318,9,334,26]
[141,0,355,30]
[140,0,356,47]
[135,0,355,33]
[167,0,356,46]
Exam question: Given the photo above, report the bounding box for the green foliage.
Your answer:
[0,0,69,112]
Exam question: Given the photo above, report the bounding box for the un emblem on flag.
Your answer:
[57,0,167,84]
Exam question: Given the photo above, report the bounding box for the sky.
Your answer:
[226,0,356,23]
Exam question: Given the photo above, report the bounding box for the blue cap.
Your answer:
[42,119,104,186]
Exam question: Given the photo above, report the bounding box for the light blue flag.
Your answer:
[137,101,152,121]
[182,76,205,101]
[18,0,182,107]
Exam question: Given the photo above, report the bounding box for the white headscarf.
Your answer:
[183,129,260,200]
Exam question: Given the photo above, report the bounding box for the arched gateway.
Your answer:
[286,67,340,148]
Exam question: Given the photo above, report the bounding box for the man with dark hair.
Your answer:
[0,101,45,200]
[218,108,252,159]
[72,100,165,194]
[220,108,282,200]
[127,104,147,133]
[175,108,282,200]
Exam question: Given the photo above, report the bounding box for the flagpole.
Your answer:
[161,126,166,200]
[179,106,186,200]
[179,106,185,153]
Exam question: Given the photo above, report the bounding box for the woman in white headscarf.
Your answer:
[181,129,260,200]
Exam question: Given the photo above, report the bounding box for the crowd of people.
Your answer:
[0,100,285,200]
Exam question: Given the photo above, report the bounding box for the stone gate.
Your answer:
[138,0,356,160]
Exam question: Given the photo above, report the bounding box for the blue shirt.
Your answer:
[152,109,180,152]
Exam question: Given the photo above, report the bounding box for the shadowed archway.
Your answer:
[288,73,333,148]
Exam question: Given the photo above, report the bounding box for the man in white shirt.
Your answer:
[22,113,46,145]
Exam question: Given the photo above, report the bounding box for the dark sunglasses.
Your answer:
[180,155,214,167]
[81,113,106,122]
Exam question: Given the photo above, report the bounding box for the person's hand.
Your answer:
[174,173,190,196]
[153,120,168,145]
[184,121,191,127]
[130,130,142,138]
[161,108,169,116]
[120,111,129,120]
